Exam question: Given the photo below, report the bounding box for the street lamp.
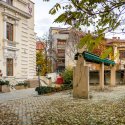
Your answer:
[36,65,42,88]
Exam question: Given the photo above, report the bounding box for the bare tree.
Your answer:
[65,28,86,66]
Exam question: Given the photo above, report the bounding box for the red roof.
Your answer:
[36,41,45,50]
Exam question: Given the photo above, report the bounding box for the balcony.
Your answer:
[3,39,18,51]
[57,44,65,49]
[57,53,65,57]
[57,62,65,67]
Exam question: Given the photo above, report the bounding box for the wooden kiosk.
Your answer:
[73,51,115,99]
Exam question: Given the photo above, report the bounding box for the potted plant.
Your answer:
[15,82,28,90]
[0,80,10,92]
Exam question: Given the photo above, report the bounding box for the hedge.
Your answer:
[35,84,72,95]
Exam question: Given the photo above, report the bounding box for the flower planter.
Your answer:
[0,85,10,93]
[15,85,28,90]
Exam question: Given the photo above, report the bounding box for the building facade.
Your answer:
[0,0,36,81]
[49,27,125,84]
[49,27,70,72]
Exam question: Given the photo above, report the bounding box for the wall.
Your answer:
[0,0,36,81]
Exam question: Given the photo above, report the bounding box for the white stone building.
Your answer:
[0,0,36,81]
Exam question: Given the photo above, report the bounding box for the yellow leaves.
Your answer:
[100,47,113,59]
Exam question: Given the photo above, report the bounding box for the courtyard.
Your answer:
[0,86,125,125]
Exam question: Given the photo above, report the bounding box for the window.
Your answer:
[119,50,125,59]
[6,58,13,76]
[7,22,13,41]
[6,0,13,5]
[57,39,66,45]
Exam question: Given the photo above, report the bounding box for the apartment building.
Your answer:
[49,27,125,84]
[0,0,36,81]
[49,27,70,72]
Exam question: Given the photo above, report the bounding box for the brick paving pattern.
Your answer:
[0,88,70,125]
[0,86,125,125]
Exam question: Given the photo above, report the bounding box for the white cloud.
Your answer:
[34,0,64,37]
[34,1,125,39]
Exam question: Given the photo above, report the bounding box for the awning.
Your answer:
[74,51,115,66]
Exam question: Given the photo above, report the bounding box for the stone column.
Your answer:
[73,55,89,99]
[3,15,7,39]
[110,66,116,86]
[99,63,104,90]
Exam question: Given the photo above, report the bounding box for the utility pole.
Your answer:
[45,38,48,74]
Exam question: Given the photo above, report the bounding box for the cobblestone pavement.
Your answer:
[0,86,125,125]
[0,88,37,103]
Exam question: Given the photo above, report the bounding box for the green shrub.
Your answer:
[16,82,28,87]
[35,84,73,95]
[62,67,73,85]
[61,84,73,90]
[35,86,55,95]
[0,80,9,86]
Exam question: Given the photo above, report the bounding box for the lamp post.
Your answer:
[36,65,41,88]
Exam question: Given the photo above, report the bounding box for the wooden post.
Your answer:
[73,55,89,99]
[99,63,104,90]
[110,66,116,86]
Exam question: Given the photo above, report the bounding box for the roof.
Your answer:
[36,41,45,50]
[75,51,115,66]
[106,37,125,44]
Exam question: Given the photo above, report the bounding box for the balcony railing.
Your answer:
[57,53,65,57]
[57,45,65,49]
[7,40,17,47]
[57,63,65,67]
[3,39,18,48]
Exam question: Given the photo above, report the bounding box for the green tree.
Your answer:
[36,51,47,76]
[44,0,125,58]
[36,50,52,76]
[49,0,125,33]
[62,67,73,85]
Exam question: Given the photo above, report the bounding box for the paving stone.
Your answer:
[0,86,125,125]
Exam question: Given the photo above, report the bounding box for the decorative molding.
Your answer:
[17,0,27,5]
[3,46,19,51]
[3,39,19,46]
[3,49,18,59]
[2,12,20,21]
[0,0,31,19]
[3,15,8,21]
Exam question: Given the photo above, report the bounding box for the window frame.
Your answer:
[6,58,13,76]
[6,22,14,41]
